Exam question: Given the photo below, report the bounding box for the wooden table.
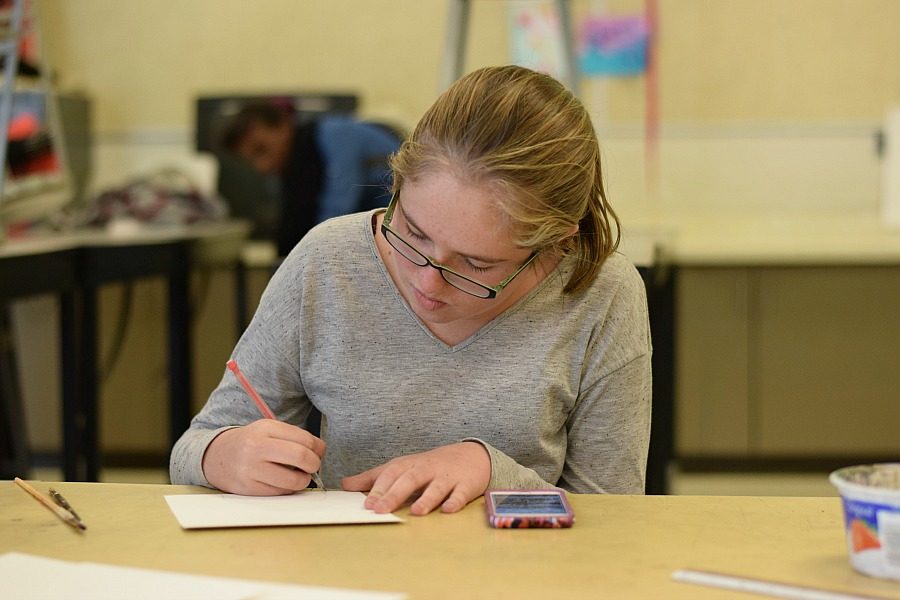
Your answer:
[2,482,898,599]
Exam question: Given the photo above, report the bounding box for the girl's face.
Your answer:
[377,169,546,342]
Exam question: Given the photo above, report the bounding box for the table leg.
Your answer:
[644,266,676,495]
[167,248,192,454]
[60,289,82,481]
[0,303,31,479]
[64,285,99,482]
[234,260,248,337]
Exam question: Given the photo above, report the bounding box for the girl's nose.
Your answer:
[417,263,450,295]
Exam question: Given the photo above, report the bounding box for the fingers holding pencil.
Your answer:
[202,419,326,496]
[225,359,328,491]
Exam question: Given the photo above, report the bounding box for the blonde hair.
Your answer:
[390,65,619,294]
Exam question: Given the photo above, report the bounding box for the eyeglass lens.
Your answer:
[383,227,492,298]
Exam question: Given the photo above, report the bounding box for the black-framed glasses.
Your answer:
[380,191,539,299]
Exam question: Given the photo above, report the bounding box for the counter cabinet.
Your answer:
[676,265,900,464]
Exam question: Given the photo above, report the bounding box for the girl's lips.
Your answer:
[412,286,446,311]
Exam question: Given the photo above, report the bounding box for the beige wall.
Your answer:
[40,0,900,134]
[36,1,900,220]
[635,0,900,123]
[41,1,506,133]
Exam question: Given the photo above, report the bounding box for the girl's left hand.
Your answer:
[341,442,491,516]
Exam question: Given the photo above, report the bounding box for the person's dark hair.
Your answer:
[220,102,291,152]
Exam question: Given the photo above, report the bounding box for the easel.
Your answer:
[439,0,580,96]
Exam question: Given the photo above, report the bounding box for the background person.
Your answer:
[222,102,402,255]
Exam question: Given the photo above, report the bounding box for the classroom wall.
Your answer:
[37,0,900,219]
[18,0,900,457]
[40,0,900,131]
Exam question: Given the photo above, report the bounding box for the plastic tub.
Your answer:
[830,463,900,581]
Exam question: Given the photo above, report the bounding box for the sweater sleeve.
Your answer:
[558,351,652,494]
[469,262,652,495]
[169,246,315,486]
[560,265,652,494]
[462,438,560,490]
[464,353,651,494]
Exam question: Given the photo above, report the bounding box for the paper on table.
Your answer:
[0,553,406,600]
[0,553,258,600]
[164,490,403,529]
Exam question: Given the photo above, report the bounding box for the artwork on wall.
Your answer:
[579,14,649,77]
[508,2,571,83]
[508,2,651,79]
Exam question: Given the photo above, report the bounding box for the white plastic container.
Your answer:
[830,464,900,581]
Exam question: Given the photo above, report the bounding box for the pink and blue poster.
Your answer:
[579,15,650,77]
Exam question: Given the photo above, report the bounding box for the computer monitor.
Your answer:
[0,1,74,237]
[0,89,73,226]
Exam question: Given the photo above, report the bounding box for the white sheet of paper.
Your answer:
[0,553,406,600]
[164,490,403,529]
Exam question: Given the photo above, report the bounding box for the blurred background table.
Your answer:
[0,221,250,481]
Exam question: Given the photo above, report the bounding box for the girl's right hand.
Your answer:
[201,419,326,495]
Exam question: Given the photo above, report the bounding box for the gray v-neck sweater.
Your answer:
[170,211,652,494]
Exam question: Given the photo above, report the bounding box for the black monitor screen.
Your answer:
[6,90,61,182]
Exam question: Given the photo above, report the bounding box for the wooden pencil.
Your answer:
[14,477,86,531]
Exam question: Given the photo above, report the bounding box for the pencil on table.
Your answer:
[14,477,86,531]
[49,488,83,523]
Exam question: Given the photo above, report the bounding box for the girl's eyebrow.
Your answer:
[400,204,506,265]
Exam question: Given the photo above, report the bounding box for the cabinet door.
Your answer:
[755,267,900,455]
[676,268,751,456]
